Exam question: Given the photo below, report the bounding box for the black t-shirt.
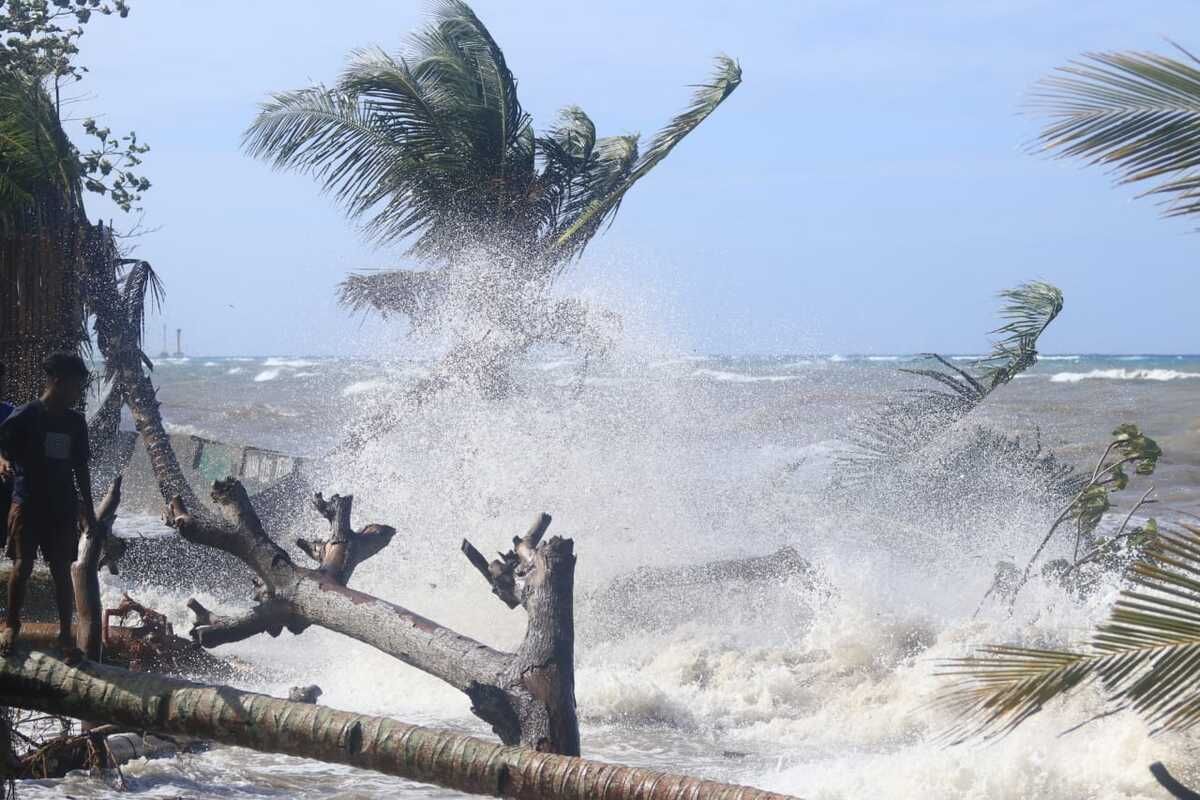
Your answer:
[0,401,88,510]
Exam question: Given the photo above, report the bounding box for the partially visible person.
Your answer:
[0,353,96,658]
[0,362,12,555]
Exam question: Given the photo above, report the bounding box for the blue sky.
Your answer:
[69,0,1199,356]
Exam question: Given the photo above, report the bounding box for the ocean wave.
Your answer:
[294,371,320,378]
[263,357,318,368]
[163,421,210,438]
[254,369,281,382]
[1039,355,1081,361]
[203,361,219,367]
[692,369,798,384]
[828,354,846,362]
[226,367,244,375]
[1050,368,1200,383]
[865,356,903,362]
[1115,355,1148,361]
[342,379,388,396]
[649,356,710,368]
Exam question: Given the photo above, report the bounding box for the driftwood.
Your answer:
[170,481,580,754]
[1,652,798,800]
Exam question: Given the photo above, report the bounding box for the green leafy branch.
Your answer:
[80,117,149,211]
[978,424,1161,613]
[938,521,1200,743]
[0,0,130,82]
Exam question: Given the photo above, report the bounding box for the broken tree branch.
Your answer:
[166,480,578,752]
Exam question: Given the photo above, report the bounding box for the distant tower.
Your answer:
[157,324,169,359]
[173,328,184,358]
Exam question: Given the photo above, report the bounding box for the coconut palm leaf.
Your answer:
[1029,47,1200,220]
[839,282,1063,484]
[546,56,742,262]
[338,268,444,325]
[938,524,1200,741]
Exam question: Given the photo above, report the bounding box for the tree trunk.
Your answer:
[1,652,798,800]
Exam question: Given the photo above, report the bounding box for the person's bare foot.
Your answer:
[0,625,19,657]
[56,635,84,666]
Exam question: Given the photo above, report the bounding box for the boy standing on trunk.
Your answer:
[0,353,96,657]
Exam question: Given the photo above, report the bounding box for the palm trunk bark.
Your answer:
[1,652,798,800]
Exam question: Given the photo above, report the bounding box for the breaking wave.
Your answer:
[1050,368,1200,383]
[692,368,799,383]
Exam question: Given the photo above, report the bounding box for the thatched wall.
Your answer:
[0,214,88,404]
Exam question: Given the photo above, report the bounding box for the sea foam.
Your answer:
[1050,368,1200,383]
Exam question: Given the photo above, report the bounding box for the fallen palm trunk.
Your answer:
[2,652,798,800]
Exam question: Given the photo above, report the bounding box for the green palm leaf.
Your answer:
[546,56,742,262]
[1029,47,1200,220]
[938,524,1200,741]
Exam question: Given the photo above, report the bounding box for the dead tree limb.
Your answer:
[72,476,123,661]
[0,652,799,800]
[168,480,579,754]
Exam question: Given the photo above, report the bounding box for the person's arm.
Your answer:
[73,415,97,531]
[0,407,26,481]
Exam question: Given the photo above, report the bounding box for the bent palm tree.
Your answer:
[839,282,1066,485]
[1029,46,1200,221]
[244,0,741,400]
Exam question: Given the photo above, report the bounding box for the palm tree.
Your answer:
[1029,45,1200,221]
[243,0,741,399]
[838,282,1071,488]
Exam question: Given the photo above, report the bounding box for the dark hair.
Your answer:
[42,352,90,381]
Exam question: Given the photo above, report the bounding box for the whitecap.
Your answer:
[1040,355,1081,361]
[1049,368,1200,383]
[263,357,319,368]
[828,354,846,363]
[865,356,902,362]
[254,369,281,382]
[294,371,320,378]
[226,367,244,375]
[203,361,219,367]
[342,379,388,396]
[692,368,798,384]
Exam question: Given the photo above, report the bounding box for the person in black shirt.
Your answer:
[0,353,97,657]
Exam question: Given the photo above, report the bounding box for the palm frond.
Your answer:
[546,55,742,261]
[0,71,83,235]
[939,524,1200,741]
[839,282,1063,484]
[117,258,164,344]
[338,268,444,325]
[1029,47,1200,220]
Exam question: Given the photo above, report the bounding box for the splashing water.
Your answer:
[30,348,1200,798]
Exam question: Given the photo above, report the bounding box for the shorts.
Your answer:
[5,501,80,565]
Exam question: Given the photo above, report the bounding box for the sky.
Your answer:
[66,0,1200,357]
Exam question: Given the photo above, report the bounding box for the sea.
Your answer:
[20,352,1200,799]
